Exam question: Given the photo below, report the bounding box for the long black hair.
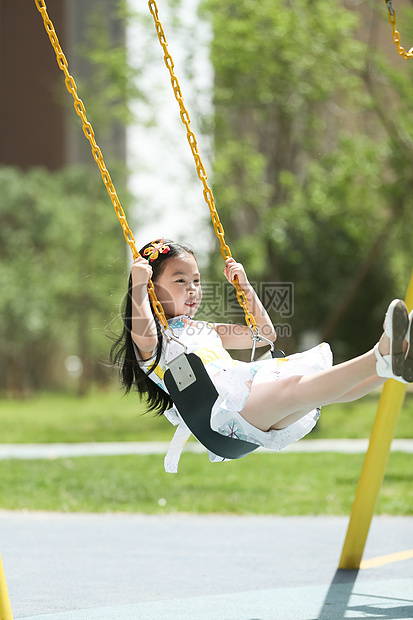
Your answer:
[111,239,196,415]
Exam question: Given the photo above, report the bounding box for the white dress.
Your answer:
[136,316,333,473]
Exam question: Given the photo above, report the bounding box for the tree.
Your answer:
[0,165,126,396]
[200,0,413,358]
[0,0,146,395]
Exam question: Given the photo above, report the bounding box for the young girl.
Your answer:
[112,238,413,472]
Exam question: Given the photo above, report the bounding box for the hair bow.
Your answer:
[143,238,171,262]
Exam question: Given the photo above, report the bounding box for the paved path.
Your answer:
[1,512,412,619]
[1,442,412,618]
[0,438,413,459]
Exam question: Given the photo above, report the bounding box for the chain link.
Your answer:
[34,0,169,331]
[35,0,258,333]
[148,0,257,331]
[385,1,413,59]
[35,0,412,340]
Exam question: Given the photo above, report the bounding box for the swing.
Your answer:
[385,1,413,59]
[34,0,284,460]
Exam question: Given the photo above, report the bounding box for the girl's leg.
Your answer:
[270,375,385,430]
[240,336,390,432]
[333,375,385,403]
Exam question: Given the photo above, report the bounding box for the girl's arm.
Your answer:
[213,258,277,350]
[130,257,158,360]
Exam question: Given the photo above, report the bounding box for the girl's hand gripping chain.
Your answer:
[223,257,249,288]
[131,257,158,359]
[131,256,153,287]
[217,258,276,349]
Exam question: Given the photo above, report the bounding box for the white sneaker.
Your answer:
[374,299,409,383]
[403,310,413,383]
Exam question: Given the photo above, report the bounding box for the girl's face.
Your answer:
[154,253,202,319]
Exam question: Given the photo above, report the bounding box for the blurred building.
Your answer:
[0,0,125,170]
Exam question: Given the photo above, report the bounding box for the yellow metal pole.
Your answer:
[0,552,13,620]
[339,270,413,570]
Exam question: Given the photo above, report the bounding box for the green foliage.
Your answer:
[0,165,127,394]
[202,0,363,114]
[0,167,59,351]
[75,0,145,131]
[199,0,413,357]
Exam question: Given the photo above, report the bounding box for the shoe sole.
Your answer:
[390,301,409,376]
[404,313,413,382]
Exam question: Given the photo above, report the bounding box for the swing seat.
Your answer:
[164,353,260,459]
[258,348,286,361]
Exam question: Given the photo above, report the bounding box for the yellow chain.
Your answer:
[385,1,413,59]
[35,0,257,333]
[34,0,169,331]
[148,0,257,332]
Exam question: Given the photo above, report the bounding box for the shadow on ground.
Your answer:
[316,569,413,620]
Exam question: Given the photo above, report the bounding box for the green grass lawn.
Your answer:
[0,452,411,515]
[0,389,412,515]
[0,389,172,443]
[1,389,413,443]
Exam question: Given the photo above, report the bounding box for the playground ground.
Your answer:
[1,510,412,620]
